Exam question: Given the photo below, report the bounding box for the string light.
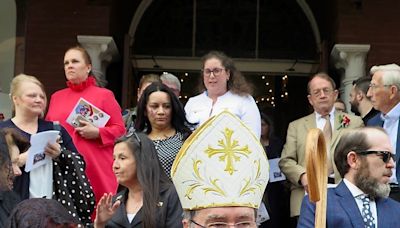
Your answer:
[155,71,289,107]
[255,72,290,106]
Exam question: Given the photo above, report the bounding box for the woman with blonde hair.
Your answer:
[0,74,94,226]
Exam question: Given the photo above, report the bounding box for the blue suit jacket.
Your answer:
[367,113,400,181]
[297,181,400,228]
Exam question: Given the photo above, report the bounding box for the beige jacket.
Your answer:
[278,111,363,217]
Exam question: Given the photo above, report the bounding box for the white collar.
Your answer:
[381,102,400,121]
[315,107,335,120]
[343,178,366,198]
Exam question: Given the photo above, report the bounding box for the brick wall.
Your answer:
[21,0,399,106]
[24,0,110,96]
[335,0,400,68]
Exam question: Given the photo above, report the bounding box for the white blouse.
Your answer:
[185,90,261,138]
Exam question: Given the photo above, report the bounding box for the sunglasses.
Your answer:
[355,150,395,163]
[125,127,142,147]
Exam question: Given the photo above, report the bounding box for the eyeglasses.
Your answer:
[310,88,334,97]
[368,83,391,91]
[190,219,256,228]
[355,150,395,163]
[202,68,226,77]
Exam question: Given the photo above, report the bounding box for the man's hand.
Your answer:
[300,173,308,193]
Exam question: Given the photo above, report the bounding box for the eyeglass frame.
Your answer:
[354,150,395,163]
[368,83,391,91]
[309,87,335,97]
[189,219,257,228]
[201,68,226,77]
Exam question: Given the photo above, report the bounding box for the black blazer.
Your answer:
[105,184,183,228]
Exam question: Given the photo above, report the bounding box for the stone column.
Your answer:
[77,35,119,87]
[331,44,370,113]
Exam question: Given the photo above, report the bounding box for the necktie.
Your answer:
[323,115,333,174]
[357,194,375,228]
[322,115,332,142]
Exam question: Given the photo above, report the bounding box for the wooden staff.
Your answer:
[305,128,327,228]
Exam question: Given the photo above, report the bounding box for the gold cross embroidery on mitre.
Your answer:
[205,128,252,175]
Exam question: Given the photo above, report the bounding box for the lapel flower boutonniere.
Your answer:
[337,114,350,130]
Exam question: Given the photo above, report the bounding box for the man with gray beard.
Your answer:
[298,127,400,228]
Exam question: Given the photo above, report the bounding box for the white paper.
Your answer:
[268,158,286,182]
[25,130,59,172]
[66,97,110,128]
[256,202,270,224]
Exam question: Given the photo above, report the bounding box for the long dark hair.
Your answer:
[115,132,170,228]
[135,82,193,138]
[0,128,30,191]
[0,129,11,191]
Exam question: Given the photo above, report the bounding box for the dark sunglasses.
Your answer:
[355,150,395,163]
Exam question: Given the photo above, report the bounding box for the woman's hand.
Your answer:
[18,152,28,167]
[45,141,62,159]
[94,193,121,228]
[76,119,100,139]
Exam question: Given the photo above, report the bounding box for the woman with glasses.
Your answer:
[135,82,193,178]
[94,132,183,228]
[184,51,261,138]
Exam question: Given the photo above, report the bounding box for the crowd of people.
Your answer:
[0,45,400,228]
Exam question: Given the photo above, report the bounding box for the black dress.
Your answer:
[260,137,291,228]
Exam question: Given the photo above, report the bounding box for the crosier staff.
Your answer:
[305,128,327,228]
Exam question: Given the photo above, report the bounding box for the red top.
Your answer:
[46,76,126,205]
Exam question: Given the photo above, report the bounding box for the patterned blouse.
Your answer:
[152,132,184,178]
